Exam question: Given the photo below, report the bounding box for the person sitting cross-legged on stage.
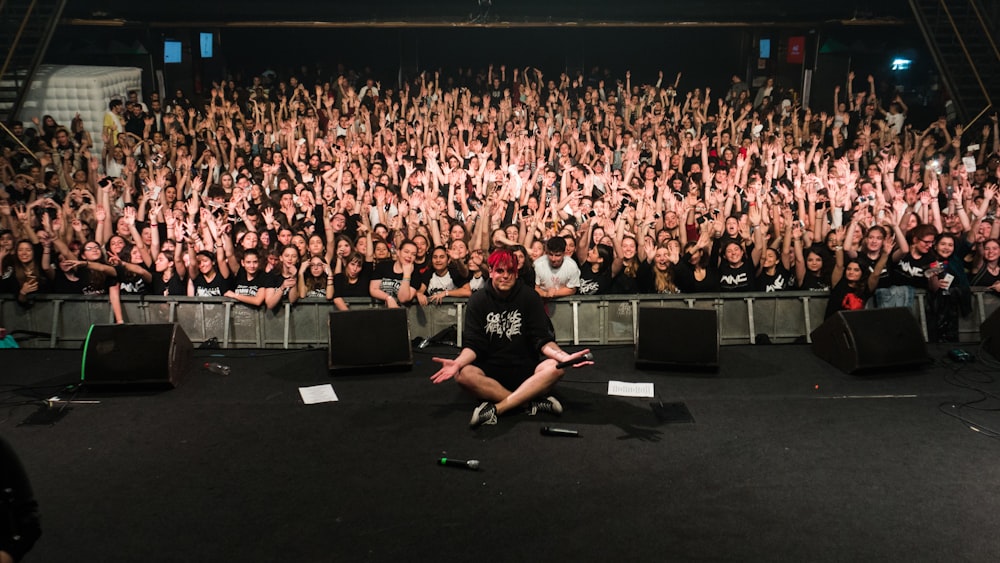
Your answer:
[430,248,592,427]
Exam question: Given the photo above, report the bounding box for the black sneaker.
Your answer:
[527,396,563,416]
[470,402,498,427]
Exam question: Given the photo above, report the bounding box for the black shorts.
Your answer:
[472,360,536,391]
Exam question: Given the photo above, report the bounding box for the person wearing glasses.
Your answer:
[429,248,592,428]
[890,224,938,289]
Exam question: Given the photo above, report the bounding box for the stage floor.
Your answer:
[3,342,1000,562]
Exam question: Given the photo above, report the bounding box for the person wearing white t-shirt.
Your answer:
[533,236,580,299]
[883,95,908,135]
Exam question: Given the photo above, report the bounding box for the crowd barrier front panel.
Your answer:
[223,301,234,347]
[717,296,749,345]
[606,300,636,344]
[146,300,175,326]
[285,302,311,349]
[259,304,288,348]
[574,299,605,345]
[293,301,341,349]
[406,300,461,346]
[281,303,293,349]
[749,295,804,343]
[173,300,223,347]
[547,300,576,343]
[227,301,262,348]
[3,298,49,348]
[120,298,152,326]
[60,297,112,348]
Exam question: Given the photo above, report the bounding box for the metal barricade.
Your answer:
[2,290,998,349]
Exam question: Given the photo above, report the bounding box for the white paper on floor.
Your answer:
[607,380,655,398]
[299,384,339,404]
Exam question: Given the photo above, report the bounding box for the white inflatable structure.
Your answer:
[18,65,143,164]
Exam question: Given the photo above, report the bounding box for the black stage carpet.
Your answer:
[2,343,1000,562]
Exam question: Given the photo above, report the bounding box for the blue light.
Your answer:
[200,33,214,58]
[760,39,771,59]
[891,58,912,71]
[164,40,182,64]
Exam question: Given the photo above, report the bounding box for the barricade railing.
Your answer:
[1,290,998,349]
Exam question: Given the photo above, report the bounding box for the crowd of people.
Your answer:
[1,63,999,341]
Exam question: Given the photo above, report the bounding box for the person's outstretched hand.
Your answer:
[430,357,460,384]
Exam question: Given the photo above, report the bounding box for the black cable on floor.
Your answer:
[937,354,1000,439]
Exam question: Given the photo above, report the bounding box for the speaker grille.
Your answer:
[811,308,928,374]
[635,307,719,369]
[328,309,413,372]
[82,324,192,388]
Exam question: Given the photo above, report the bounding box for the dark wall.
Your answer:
[63,0,913,24]
[45,22,935,117]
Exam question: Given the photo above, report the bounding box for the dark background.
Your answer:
[62,0,913,24]
[46,1,941,123]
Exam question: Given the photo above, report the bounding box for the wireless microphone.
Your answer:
[541,426,579,437]
[556,351,594,369]
[438,457,480,470]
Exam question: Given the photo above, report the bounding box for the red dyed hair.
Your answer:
[487,248,516,272]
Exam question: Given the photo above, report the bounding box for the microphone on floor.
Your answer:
[438,457,480,470]
[541,427,579,437]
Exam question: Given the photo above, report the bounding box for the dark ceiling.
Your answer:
[64,0,913,26]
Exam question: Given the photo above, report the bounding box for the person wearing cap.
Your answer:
[430,248,592,428]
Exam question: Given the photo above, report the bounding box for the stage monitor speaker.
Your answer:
[811,308,929,374]
[980,308,1000,360]
[328,308,413,372]
[82,323,193,388]
[635,307,719,370]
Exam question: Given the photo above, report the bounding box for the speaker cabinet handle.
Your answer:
[840,331,853,351]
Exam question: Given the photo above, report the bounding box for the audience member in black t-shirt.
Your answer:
[717,238,760,292]
[187,249,231,297]
[794,242,832,292]
[420,246,472,304]
[578,244,616,295]
[297,256,334,300]
[369,239,418,307]
[151,241,187,296]
[890,224,937,290]
[851,225,894,290]
[826,234,890,318]
[970,238,1000,292]
[113,244,153,295]
[265,244,301,309]
[674,232,721,293]
[225,249,274,307]
[757,247,795,292]
[333,251,371,310]
[638,242,680,294]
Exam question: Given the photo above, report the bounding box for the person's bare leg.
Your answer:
[494,359,562,415]
[454,365,513,403]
